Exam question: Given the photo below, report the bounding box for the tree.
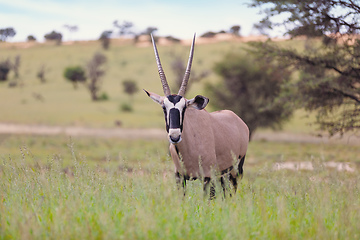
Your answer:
[0,59,11,81]
[143,27,158,35]
[249,0,360,136]
[230,25,241,36]
[0,28,16,42]
[121,79,139,112]
[44,30,62,45]
[63,66,86,89]
[27,35,36,41]
[122,79,139,97]
[113,20,133,36]
[143,27,158,42]
[99,30,112,50]
[63,24,78,41]
[170,54,209,93]
[206,53,293,139]
[86,52,107,101]
[200,31,217,38]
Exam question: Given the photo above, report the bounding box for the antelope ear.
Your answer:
[186,95,209,110]
[143,89,165,105]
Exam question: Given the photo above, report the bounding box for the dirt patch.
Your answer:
[0,123,166,139]
[273,161,357,172]
[0,123,359,145]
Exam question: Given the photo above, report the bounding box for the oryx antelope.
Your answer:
[144,34,249,197]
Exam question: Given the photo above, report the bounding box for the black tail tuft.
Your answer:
[238,155,245,176]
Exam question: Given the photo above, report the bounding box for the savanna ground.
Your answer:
[1,38,360,239]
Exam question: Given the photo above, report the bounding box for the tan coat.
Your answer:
[169,107,249,178]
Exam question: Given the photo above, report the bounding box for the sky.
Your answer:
[0,0,268,42]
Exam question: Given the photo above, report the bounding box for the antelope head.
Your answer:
[144,34,209,144]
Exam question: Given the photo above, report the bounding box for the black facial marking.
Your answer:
[169,108,181,129]
[163,106,169,132]
[163,95,187,133]
[167,95,183,104]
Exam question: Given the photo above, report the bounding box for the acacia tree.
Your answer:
[0,28,16,42]
[113,20,133,36]
[99,30,112,50]
[230,25,241,36]
[63,24,78,41]
[249,0,360,136]
[170,54,209,93]
[44,30,62,45]
[206,53,293,139]
[86,52,107,101]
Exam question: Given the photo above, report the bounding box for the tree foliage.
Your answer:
[230,25,241,36]
[99,30,112,50]
[170,54,209,93]
[122,79,139,96]
[44,31,62,45]
[113,20,133,36]
[86,52,107,101]
[27,35,36,42]
[206,53,293,139]
[0,27,16,42]
[250,0,360,136]
[63,66,86,89]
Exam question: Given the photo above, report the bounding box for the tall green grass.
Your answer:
[1,135,359,239]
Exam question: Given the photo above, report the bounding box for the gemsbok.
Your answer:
[144,34,249,198]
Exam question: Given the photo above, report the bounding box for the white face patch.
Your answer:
[163,97,186,126]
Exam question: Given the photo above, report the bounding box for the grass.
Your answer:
[0,40,241,128]
[0,39,317,132]
[1,135,359,239]
[1,38,359,239]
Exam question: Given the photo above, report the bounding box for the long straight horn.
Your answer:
[151,34,171,96]
[178,33,196,97]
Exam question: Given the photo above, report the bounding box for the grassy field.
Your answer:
[0,39,316,133]
[0,134,360,239]
[0,39,241,128]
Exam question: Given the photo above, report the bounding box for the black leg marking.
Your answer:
[204,177,216,200]
[230,174,238,192]
[220,176,227,198]
[175,172,186,195]
[238,155,245,177]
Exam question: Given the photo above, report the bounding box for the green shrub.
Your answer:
[63,66,86,89]
[99,92,109,101]
[120,102,133,112]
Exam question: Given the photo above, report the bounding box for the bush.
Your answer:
[122,79,139,97]
[99,92,109,101]
[0,59,11,81]
[120,102,133,112]
[200,31,217,38]
[63,66,86,89]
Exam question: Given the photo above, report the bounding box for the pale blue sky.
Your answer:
[0,0,268,42]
